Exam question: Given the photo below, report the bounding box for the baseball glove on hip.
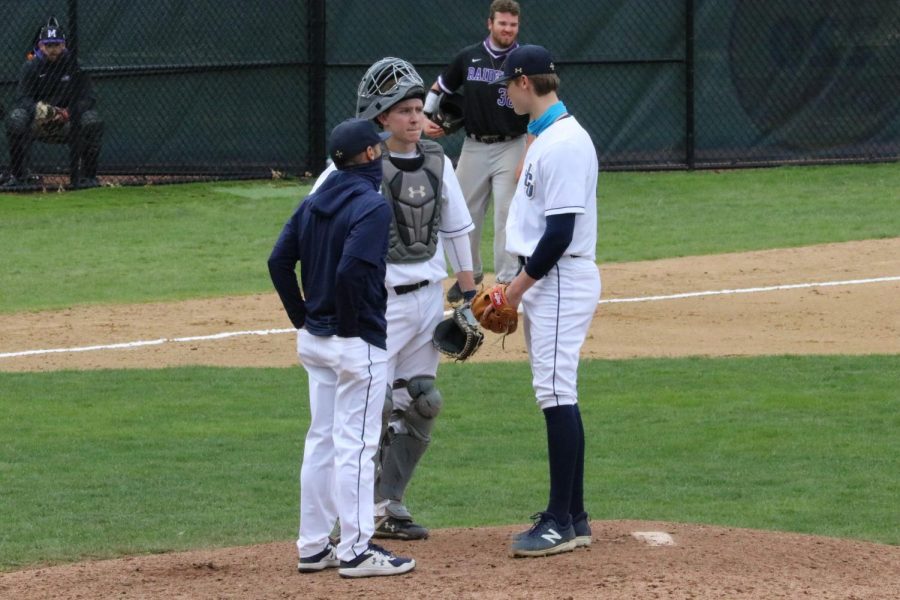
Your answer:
[34,101,68,126]
[433,305,484,361]
[471,284,518,335]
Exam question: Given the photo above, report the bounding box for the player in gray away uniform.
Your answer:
[313,58,477,541]
[424,0,529,300]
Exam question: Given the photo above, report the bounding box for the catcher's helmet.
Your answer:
[430,92,465,135]
[357,57,426,121]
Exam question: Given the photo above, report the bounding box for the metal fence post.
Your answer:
[684,0,696,170]
[307,0,327,175]
[68,0,78,60]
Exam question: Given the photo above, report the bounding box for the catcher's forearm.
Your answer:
[444,232,474,275]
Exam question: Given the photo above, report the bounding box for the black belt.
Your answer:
[468,133,520,144]
[393,280,429,295]
[518,255,581,267]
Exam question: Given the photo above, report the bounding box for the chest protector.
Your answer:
[382,140,444,263]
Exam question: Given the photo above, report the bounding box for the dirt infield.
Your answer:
[2,521,898,600]
[1,238,897,371]
[1,238,898,598]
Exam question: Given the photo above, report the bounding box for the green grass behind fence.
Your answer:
[2,355,898,570]
[1,162,898,313]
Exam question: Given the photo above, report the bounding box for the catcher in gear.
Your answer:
[312,57,477,541]
[3,17,104,189]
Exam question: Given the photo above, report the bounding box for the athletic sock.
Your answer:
[543,404,580,527]
[569,404,585,517]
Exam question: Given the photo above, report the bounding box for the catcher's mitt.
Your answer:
[34,101,68,126]
[432,305,484,361]
[471,284,518,335]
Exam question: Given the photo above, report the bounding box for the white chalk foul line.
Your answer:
[1,276,897,360]
[598,275,900,304]
[0,328,295,359]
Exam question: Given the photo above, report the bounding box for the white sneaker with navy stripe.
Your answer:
[297,542,340,572]
[338,543,415,578]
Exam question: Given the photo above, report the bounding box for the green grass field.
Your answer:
[0,162,897,313]
[1,162,898,570]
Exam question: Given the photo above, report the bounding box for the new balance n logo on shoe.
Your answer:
[510,512,577,558]
[541,528,562,544]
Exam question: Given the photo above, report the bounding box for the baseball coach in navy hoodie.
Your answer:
[268,119,417,577]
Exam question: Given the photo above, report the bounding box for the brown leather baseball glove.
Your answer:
[470,284,518,335]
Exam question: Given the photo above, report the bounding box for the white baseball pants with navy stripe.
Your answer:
[522,257,601,410]
[295,329,387,562]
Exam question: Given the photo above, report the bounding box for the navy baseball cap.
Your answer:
[39,19,66,43]
[492,44,556,85]
[327,118,391,168]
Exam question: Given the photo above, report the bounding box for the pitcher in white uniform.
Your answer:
[313,57,477,541]
[491,45,601,558]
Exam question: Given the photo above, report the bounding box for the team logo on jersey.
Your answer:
[408,185,426,198]
[523,164,535,198]
[467,66,503,83]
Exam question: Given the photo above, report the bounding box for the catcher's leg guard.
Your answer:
[5,108,33,178]
[376,376,441,515]
[77,110,104,178]
[374,385,394,486]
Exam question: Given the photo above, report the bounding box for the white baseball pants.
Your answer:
[295,330,387,562]
[522,257,601,410]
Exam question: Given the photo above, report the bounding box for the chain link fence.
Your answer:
[1,0,898,189]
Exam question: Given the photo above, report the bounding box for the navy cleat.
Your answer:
[510,512,576,558]
[572,511,592,547]
[374,515,429,540]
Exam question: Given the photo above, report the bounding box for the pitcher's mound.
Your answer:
[3,520,898,599]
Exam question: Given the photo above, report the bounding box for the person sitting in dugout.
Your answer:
[2,17,104,189]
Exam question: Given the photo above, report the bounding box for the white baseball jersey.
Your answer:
[507,114,601,410]
[313,154,474,289]
[505,116,598,260]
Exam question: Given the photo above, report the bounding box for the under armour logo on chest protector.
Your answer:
[386,167,440,254]
[382,141,445,263]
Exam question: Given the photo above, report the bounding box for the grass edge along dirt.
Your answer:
[1,162,898,313]
[1,354,898,570]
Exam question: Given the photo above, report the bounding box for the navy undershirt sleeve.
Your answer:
[523,213,576,280]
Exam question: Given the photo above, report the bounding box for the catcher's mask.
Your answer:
[431,92,465,135]
[357,57,426,121]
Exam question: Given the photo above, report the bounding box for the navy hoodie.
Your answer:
[268,160,391,349]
